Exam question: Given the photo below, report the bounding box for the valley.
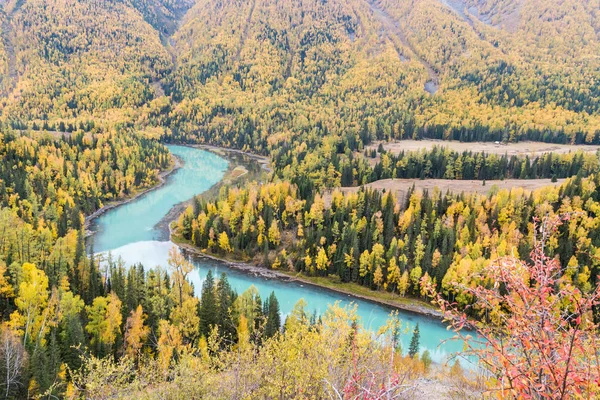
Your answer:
[0,0,599,398]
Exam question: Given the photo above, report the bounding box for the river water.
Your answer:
[89,145,466,363]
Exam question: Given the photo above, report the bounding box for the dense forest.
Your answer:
[0,197,319,397]
[2,0,600,148]
[176,174,600,312]
[353,146,600,184]
[0,0,600,397]
[0,127,171,234]
[2,0,600,191]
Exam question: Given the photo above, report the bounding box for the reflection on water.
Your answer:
[90,145,468,365]
[104,240,465,364]
[90,145,228,252]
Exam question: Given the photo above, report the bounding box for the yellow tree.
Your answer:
[386,258,401,292]
[103,293,123,348]
[167,246,194,308]
[157,320,183,372]
[315,247,329,271]
[218,231,233,253]
[86,293,123,353]
[268,220,281,247]
[170,297,200,344]
[124,305,150,358]
[373,266,383,289]
[9,263,50,344]
[398,270,410,297]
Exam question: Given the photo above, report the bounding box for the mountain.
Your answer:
[0,0,599,147]
[0,0,174,129]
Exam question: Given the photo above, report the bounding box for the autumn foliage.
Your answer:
[428,216,600,399]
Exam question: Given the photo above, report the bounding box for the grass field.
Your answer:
[324,178,566,205]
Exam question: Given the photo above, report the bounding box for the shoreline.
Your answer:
[154,144,268,237]
[174,236,443,319]
[88,141,444,320]
[84,153,183,235]
[191,144,271,172]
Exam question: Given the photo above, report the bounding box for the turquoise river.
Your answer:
[88,145,467,364]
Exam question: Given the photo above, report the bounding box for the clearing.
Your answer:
[363,140,600,165]
[324,178,566,206]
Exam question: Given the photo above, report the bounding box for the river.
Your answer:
[88,145,466,364]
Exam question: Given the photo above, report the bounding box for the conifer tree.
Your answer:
[264,292,281,338]
[199,270,217,338]
[408,323,420,358]
[216,273,236,343]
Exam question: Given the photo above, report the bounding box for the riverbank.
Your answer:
[167,145,443,319]
[84,153,183,235]
[173,234,442,319]
[154,145,270,237]
[192,144,271,172]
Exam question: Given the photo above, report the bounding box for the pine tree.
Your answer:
[216,273,236,343]
[408,323,420,358]
[199,270,217,338]
[264,292,281,338]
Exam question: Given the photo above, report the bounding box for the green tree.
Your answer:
[216,273,236,343]
[264,292,281,339]
[408,323,420,358]
[199,270,217,338]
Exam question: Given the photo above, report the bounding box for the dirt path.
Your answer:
[365,0,439,94]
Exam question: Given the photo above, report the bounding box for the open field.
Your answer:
[324,178,566,206]
[367,140,600,157]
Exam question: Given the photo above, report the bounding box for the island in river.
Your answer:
[87,144,467,365]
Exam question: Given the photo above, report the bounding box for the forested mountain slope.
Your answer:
[0,0,176,129]
[161,0,600,150]
[0,0,597,199]
[0,0,597,148]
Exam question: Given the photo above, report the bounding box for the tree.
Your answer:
[373,266,383,289]
[170,297,200,344]
[0,328,27,399]
[268,220,281,247]
[408,323,420,358]
[103,293,123,352]
[167,247,194,308]
[216,274,236,343]
[199,270,217,338]
[156,320,182,372]
[264,292,281,338]
[9,263,50,345]
[123,305,150,358]
[218,232,233,253]
[58,290,85,371]
[315,247,329,271]
[421,350,432,371]
[398,270,409,297]
[427,216,600,398]
[85,293,123,355]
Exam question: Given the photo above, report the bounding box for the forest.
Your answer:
[0,0,600,397]
[355,146,600,184]
[176,173,600,311]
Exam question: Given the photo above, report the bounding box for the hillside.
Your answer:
[0,0,598,149]
[0,1,599,398]
[161,0,600,150]
[0,0,176,130]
